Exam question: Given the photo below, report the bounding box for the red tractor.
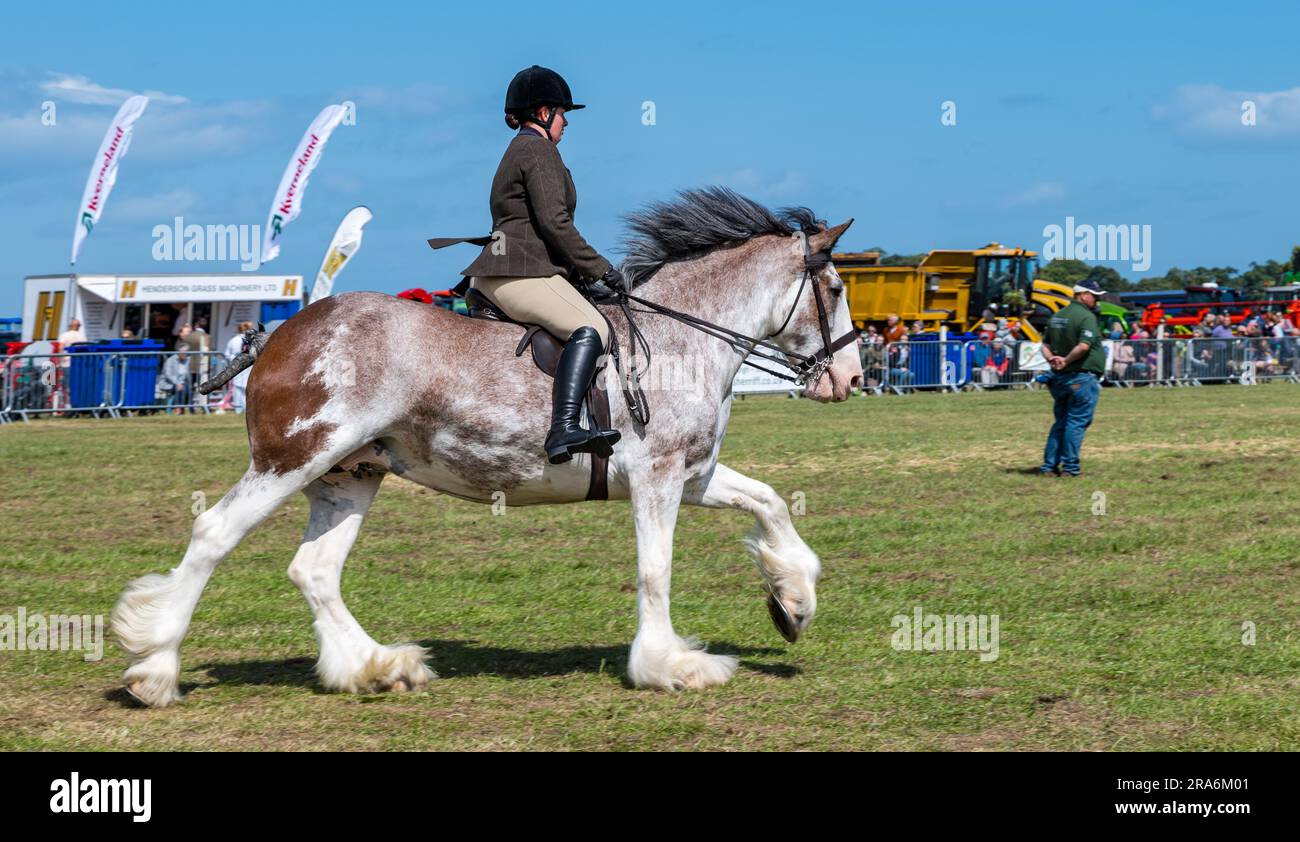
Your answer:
[1139,285,1300,331]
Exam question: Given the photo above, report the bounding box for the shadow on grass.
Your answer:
[738,660,801,678]
[103,682,207,707]
[170,641,796,695]
[198,657,319,691]
[105,659,318,707]
[418,639,791,683]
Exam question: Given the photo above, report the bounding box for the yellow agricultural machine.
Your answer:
[831,243,1075,341]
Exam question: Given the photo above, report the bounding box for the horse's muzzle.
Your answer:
[804,358,862,402]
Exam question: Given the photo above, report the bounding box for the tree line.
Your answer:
[866,246,1300,294]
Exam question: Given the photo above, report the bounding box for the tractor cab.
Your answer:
[1185,284,1240,307]
[971,248,1039,321]
[1264,284,1300,306]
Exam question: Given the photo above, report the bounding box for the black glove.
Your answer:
[598,266,627,292]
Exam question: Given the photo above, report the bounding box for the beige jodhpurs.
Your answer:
[470,274,609,347]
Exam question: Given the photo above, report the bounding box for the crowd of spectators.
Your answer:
[856,315,1028,392]
[156,317,251,413]
[7,313,253,417]
[857,316,919,391]
[1105,312,1299,384]
[852,309,1300,393]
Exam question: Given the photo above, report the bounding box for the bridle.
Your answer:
[600,231,859,426]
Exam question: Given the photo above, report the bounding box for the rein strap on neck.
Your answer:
[593,236,855,425]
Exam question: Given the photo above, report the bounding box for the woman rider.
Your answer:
[461,65,625,465]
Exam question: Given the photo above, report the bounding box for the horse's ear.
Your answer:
[808,218,854,255]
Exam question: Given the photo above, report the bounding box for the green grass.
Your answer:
[1,384,1298,750]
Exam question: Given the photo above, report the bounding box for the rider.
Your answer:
[462,65,625,465]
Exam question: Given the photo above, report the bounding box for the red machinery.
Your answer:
[396,287,434,304]
[396,287,467,314]
[1139,285,1300,331]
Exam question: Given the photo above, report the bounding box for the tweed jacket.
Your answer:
[461,129,611,282]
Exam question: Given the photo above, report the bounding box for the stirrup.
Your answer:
[545,427,620,464]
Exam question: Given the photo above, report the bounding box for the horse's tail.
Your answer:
[197,326,269,395]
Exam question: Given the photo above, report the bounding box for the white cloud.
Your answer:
[0,110,106,157]
[41,72,188,106]
[113,189,200,221]
[335,83,453,117]
[1153,84,1300,140]
[711,168,807,200]
[0,96,274,171]
[998,181,1065,210]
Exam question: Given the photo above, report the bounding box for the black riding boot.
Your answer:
[544,326,621,464]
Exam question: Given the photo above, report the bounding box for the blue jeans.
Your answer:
[1041,371,1100,475]
[889,368,914,391]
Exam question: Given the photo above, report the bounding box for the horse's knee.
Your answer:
[189,505,223,546]
[745,482,789,523]
[287,552,327,592]
[287,556,310,590]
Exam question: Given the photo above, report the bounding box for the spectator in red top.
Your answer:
[973,338,1010,387]
[883,314,906,345]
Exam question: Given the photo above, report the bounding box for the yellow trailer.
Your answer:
[832,243,1070,341]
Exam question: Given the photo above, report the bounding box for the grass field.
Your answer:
[1,384,1298,751]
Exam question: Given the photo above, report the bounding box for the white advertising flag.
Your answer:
[70,95,149,265]
[260,104,346,265]
[310,206,373,304]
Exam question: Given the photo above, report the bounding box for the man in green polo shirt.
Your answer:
[1039,278,1106,477]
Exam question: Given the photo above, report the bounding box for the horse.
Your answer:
[111,187,863,706]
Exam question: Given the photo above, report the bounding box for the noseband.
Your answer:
[771,246,860,386]
[601,232,858,425]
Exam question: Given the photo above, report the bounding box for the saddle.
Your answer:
[462,287,611,501]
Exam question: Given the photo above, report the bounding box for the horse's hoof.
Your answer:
[125,681,147,705]
[767,591,799,643]
[124,677,183,708]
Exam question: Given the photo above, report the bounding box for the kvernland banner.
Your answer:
[70,95,150,265]
[309,206,373,303]
[260,104,347,265]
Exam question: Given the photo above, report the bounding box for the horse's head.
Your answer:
[768,219,864,401]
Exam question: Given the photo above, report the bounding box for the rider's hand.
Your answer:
[599,266,627,292]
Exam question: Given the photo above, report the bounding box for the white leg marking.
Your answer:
[627,467,738,691]
[685,463,821,636]
[288,473,435,694]
[113,466,304,707]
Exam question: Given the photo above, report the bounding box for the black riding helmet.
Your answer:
[505,65,583,133]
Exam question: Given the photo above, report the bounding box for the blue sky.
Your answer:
[3,1,1299,313]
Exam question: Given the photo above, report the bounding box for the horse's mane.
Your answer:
[620,186,825,287]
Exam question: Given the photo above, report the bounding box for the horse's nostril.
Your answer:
[794,614,806,624]
[849,375,863,389]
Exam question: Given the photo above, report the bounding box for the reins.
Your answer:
[594,235,857,426]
